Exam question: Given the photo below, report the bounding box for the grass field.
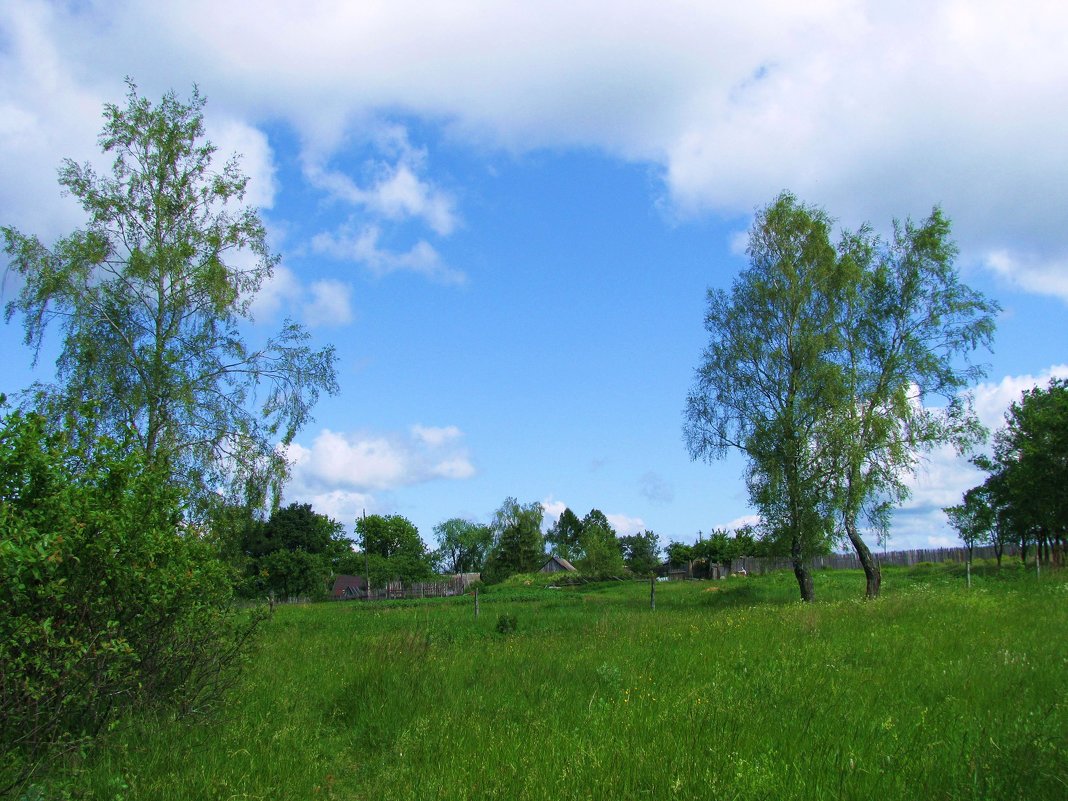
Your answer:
[34,563,1068,800]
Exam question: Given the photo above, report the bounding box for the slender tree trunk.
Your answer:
[791,533,814,602]
[844,516,881,599]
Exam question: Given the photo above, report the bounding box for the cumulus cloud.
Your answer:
[206,116,278,210]
[305,156,457,236]
[300,123,460,282]
[982,252,1068,303]
[412,424,463,447]
[303,279,355,327]
[285,425,476,495]
[289,489,378,529]
[0,2,115,239]
[311,224,465,284]
[717,514,762,532]
[4,1,1068,299]
[540,496,568,526]
[972,364,1068,431]
[248,265,355,327]
[606,513,646,537]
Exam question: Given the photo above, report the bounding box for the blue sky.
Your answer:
[2,0,1066,551]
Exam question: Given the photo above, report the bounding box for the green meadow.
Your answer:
[44,564,1067,800]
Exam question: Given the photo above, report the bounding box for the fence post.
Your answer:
[650,575,656,610]
[474,587,480,619]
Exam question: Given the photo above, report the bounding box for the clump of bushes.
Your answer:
[0,410,261,793]
[495,614,518,635]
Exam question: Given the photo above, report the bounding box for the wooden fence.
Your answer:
[343,574,475,601]
[729,543,1017,576]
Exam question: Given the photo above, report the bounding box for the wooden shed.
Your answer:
[331,574,368,599]
[539,555,577,574]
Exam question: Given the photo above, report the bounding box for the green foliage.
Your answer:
[972,379,1068,564]
[580,509,613,537]
[618,530,660,574]
[826,208,996,596]
[482,498,545,583]
[432,518,493,574]
[355,514,435,584]
[234,503,349,599]
[685,193,846,600]
[665,541,694,566]
[576,522,624,577]
[494,614,518,635]
[685,192,997,601]
[544,507,583,561]
[248,502,347,556]
[944,485,996,556]
[1,80,338,514]
[0,407,259,793]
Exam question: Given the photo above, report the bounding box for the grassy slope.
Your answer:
[57,565,1067,800]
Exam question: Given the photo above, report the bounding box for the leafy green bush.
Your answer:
[0,410,260,793]
[495,614,518,635]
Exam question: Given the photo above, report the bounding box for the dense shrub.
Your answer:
[495,614,518,635]
[0,410,260,793]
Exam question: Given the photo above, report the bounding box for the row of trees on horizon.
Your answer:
[217,496,713,600]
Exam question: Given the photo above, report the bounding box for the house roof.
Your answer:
[541,555,577,572]
[331,574,367,598]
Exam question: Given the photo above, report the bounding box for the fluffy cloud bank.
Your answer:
[3,0,1067,297]
[283,425,476,524]
[250,265,355,328]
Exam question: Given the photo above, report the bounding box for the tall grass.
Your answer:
[38,565,1068,800]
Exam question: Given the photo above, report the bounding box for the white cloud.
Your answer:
[285,424,476,495]
[926,534,958,548]
[4,1,1068,300]
[540,496,568,526]
[249,264,302,320]
[717,514,762,532]
[606,513,645,537]
[304,279,355,327]
[303,155,457,236]
[0,2,113,239]
[884,508,963,551]
[290,489,378,529]
[312,224,465,284]
[898,444,983,516]
[728,230,749,258]
[972,364,1068,431]
[248,265,355,328]
[412,424,463,447]
[983,251,1068,303]
[431,458,477,481]
[206,116,278,210]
